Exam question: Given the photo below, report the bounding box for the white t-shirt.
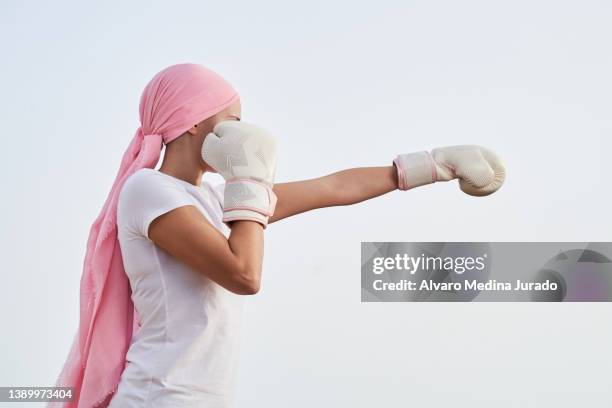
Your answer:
[109,168,244,408]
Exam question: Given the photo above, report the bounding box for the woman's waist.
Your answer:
[120,352,240,399]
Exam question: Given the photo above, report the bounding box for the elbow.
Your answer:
[232,265,261,295]
[239,281,261,295]
[236,277,260,295]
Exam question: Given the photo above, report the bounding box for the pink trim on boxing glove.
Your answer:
[223,214,269,229]
[267,187,277,216]
[225,206,272,216]
[393,156,407,190]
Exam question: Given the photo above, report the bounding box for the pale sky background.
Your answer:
[2,0,612,407]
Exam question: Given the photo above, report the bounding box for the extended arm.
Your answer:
[269,145,506,224]
[269,166,399,223]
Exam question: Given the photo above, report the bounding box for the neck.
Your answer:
[158,139,205,187]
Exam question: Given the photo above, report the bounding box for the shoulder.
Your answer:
[122,168,166,190]
[120,169,176,200]
[117,169,196,237]
[118,168,193,217]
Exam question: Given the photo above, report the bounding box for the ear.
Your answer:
[185,124,199,136]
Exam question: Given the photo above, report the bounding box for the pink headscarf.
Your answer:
[49,63,239,407]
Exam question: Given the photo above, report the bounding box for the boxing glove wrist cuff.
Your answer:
[222,179,277,227]
[223,210,271,229]
[393,151,438,190]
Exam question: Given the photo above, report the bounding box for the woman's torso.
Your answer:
[110,169,244,408]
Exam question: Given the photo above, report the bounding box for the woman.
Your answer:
[51,63,505,407]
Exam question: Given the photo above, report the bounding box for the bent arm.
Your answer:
[149,206,264,295]
[269,165,399,223]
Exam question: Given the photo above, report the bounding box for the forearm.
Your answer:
[227,220,264,293]
[326,166,399,205]
[269,165,399,223]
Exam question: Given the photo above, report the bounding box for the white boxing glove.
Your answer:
[393,145,505,196]
[202,121,278,227]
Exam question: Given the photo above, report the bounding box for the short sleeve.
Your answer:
[118,170,195,239]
